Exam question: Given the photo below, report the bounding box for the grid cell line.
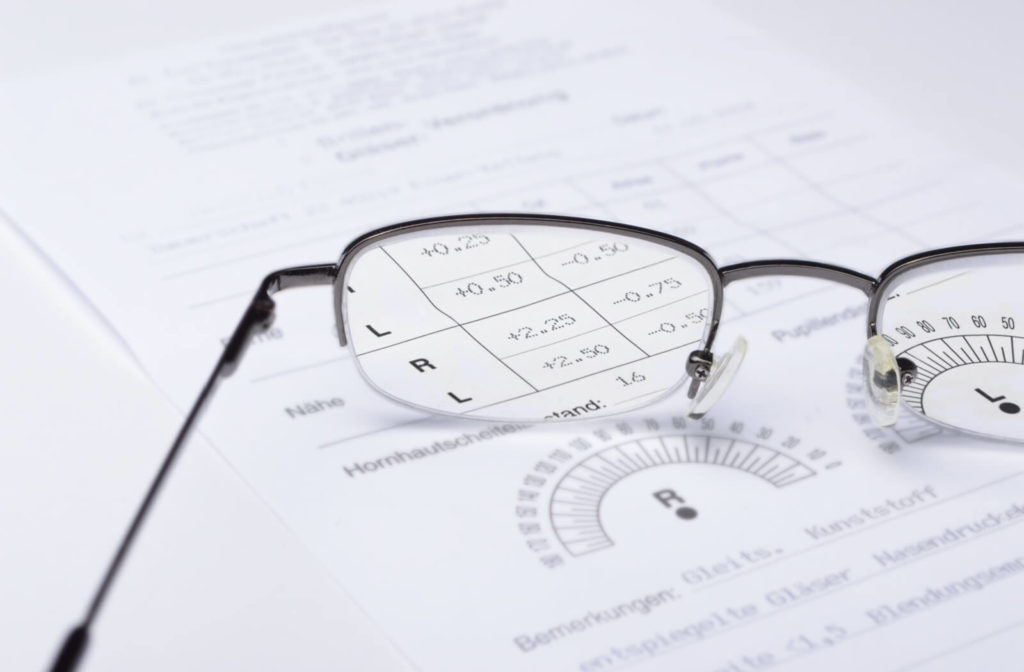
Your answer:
[467,349,673,412]
[744,135,930,251]
[172,113,840,285]
[509,233,651,357]
[556,111,836,204]
[417,256,533,291]
[563,176,621,221]
[378,247,539,393]
[658,157,809,259]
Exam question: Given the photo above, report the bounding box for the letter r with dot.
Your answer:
[653,488,698,520]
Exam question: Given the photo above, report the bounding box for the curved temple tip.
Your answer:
[50,625,89,672]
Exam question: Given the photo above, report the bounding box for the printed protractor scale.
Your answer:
[894,333,1024,440]
[899,333,1024,412]
[550,435,815,557]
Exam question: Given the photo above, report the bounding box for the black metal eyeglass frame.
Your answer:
[50,212,1024,671]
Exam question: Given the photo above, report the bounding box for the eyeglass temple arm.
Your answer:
[49,263,338,672]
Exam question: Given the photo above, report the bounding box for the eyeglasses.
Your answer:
[50,212,1024,670]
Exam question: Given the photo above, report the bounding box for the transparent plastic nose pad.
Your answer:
[862,335,901,428]
[686,336,748,420]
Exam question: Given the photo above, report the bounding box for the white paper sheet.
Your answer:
[3,1,1024,669]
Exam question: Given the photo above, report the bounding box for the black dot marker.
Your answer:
[676,506,698,520]
[975,388,1020,415]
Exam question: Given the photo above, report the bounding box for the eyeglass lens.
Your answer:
[342,223,716,421]
[877,253,1024,441]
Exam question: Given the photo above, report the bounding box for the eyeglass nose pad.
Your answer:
[862,334,901,428]
[686,335,748,420]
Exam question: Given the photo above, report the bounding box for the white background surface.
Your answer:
[2,1,1023,669]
